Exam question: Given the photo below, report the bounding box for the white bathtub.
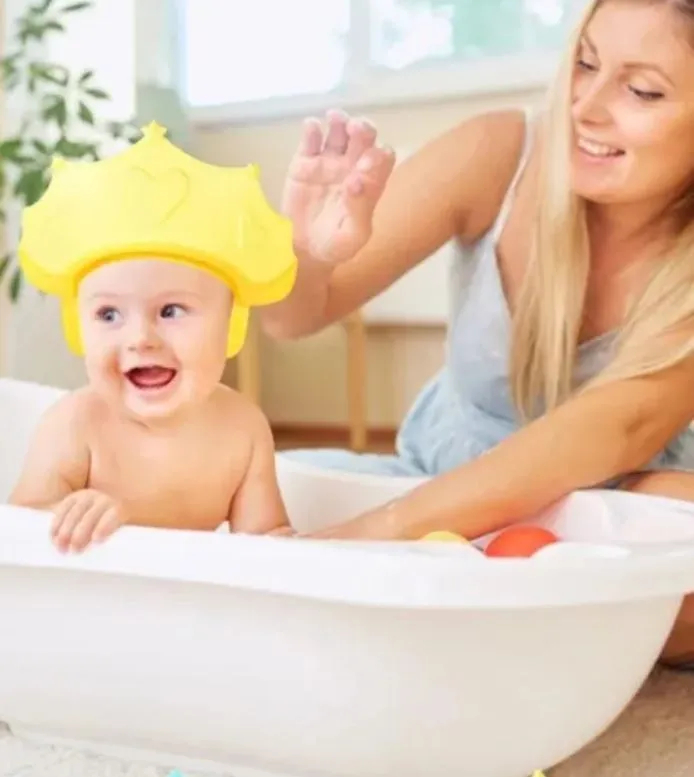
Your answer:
[2,377,694,777]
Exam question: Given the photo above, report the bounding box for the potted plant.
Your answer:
[0,0,140,301]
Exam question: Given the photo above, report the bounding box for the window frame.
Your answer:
[183,0,566,128]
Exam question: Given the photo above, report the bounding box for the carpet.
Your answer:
[550,666,694,776]
[1,667,692,776]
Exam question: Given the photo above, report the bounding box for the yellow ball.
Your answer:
[421,531,469,543]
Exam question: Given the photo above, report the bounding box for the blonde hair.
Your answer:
[509,0,694,421]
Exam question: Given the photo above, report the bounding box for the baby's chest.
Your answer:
[88,440,247,530]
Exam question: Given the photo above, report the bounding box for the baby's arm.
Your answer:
[10,393,125,552]
[227,405,292,535]
[10,393,90,512]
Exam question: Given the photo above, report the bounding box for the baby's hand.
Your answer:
[51,489,125,553]
[267,525,296,537]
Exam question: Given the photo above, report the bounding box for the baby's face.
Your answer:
[77,258,232,422]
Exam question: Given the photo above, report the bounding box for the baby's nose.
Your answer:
[126,317,161,351]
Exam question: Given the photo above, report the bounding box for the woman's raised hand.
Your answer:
[282,109,396,266]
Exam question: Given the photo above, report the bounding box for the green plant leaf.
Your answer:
[54,137,95,158]
[31,61,69,85]
[77,100,94,124]
[41,94,68,126]
[9,267,23,303]
[14,168,48,206]
[2,0,125,266]
[4,70,22,89]
[0,138,24,161]
[18,18,63,42]
[60,1,92,12]
[17,24,41,45]
[1,53,22,78]
[0,254,11,283]
[32,139,50,154]
[126,126,142,144]
[108,121,142,144]
[84,87,109,100]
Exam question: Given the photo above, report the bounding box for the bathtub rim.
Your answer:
[2,505,694,611]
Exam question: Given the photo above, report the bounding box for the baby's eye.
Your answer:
[96,306,121,323]
[160,303,187,319]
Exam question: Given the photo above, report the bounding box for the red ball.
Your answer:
[484,526,560,558]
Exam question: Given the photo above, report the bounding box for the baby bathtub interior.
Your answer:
[2,377,694,777]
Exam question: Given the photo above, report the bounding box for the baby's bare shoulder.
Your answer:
[49,387,109,433]
[38,388,91,435]
[209,385,276,462]
[211,385,271,433]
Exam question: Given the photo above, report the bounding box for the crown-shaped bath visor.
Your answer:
[18,122,298,358]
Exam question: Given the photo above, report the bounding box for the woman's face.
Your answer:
[570,0,694,209]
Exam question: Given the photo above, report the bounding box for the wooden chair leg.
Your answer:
[345,311,368,452]
[236,312,261,406]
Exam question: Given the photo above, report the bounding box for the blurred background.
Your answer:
[0,0,584,451]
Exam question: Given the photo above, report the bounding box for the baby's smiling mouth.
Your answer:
[125,365,177,390]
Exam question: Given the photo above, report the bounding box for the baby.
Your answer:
[9,122,297,551]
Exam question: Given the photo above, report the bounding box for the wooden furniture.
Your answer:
[343,311,368,451]
[237,311,369,452]
[236,313,262,403]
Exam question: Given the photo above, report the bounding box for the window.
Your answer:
[47,0,136,121]
[370,0,577,69]
[182,0,585,123]
[181,0,350,106]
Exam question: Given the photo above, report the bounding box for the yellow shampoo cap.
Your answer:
[18,121,298,357]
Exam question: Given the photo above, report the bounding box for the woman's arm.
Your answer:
[307,356,694,540]
[260,109,530,340]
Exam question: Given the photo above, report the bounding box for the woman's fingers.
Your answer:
[345,117,378,165]
[343,145,396,214]
[323,109,350,155]
[297,117,323,157]
[298,110,379,164]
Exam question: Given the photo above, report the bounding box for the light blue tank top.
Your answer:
[394,108,694,480]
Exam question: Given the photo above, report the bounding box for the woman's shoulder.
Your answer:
[437,107,537,242]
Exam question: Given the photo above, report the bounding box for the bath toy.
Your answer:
[484,525,560,558]
[17,120,297,358]
[421,530,470,542]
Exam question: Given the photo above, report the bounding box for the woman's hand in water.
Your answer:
[303,501,406,541]
[282,109,396,266]
[51,488,126,553]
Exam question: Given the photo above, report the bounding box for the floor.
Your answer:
[1,667,693,776]
[272,427,396,454]
[0,724,230,776]
[550,666,694,776]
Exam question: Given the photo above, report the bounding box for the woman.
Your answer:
[261,0,694,665]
